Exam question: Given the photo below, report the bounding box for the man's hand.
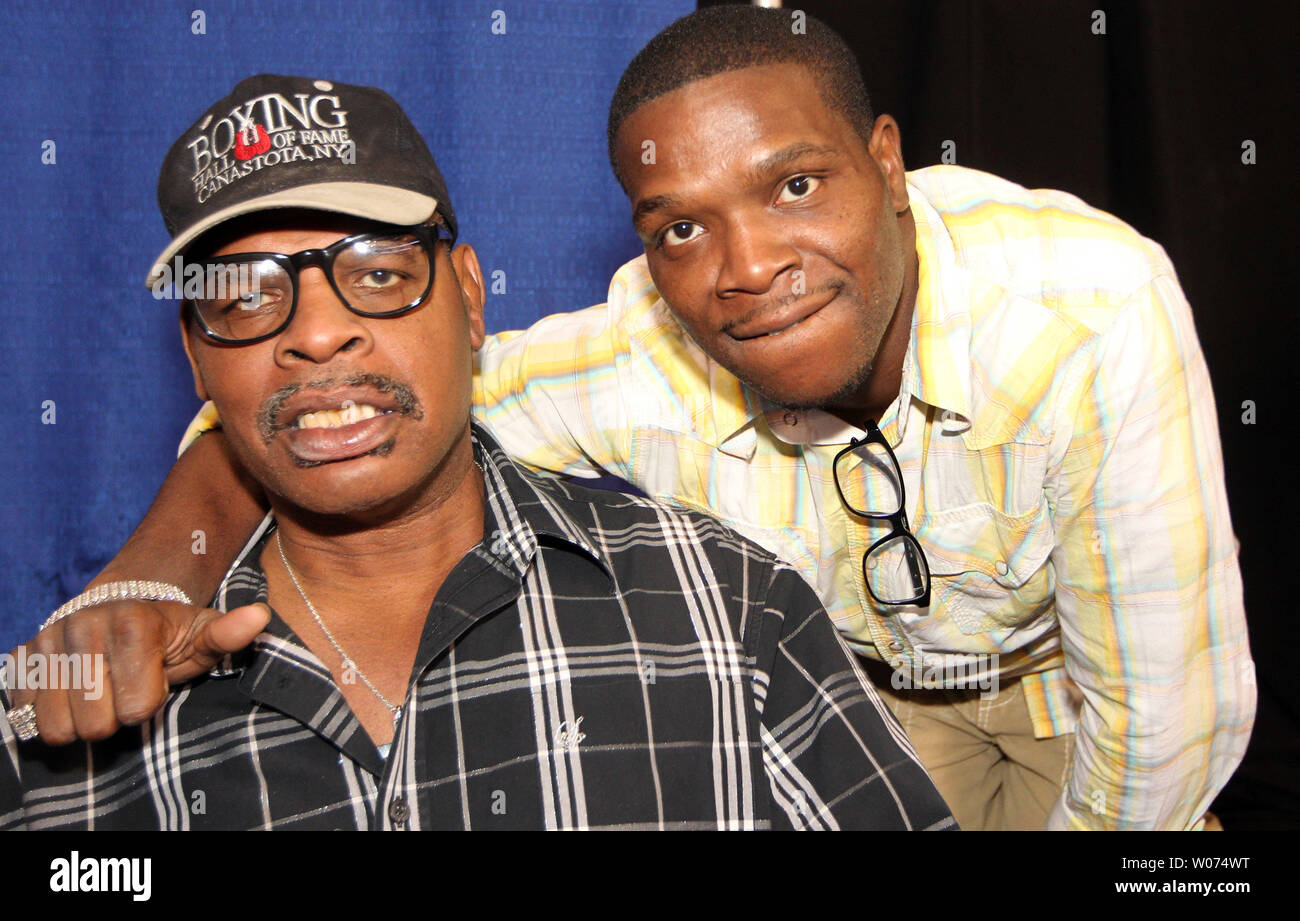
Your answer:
[6,601,270,745]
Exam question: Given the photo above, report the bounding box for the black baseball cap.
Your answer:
[147,74,456,286]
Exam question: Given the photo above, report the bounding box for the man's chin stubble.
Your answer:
[752,356,875,413]
[743,327,879,413]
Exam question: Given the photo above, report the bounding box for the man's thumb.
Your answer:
[169,604,270,678]
[202,603,272,655]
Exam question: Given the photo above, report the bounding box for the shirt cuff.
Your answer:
[1020,665,1080,739]
[179,400,221,458]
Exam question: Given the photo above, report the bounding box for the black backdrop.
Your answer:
[698,0,1298,829]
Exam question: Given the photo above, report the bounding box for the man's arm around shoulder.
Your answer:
[11,430,269,744]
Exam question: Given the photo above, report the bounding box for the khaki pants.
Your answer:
[864,659,1073,831]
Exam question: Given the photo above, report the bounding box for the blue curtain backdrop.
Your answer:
[0,0,691,649]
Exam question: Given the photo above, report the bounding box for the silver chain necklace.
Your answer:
[276,531,402,725]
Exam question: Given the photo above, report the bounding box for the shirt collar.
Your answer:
[907,176,975,432]
[470,420,612,581]
[213,421,614,618]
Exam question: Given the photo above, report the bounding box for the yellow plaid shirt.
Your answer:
[184,165,1253,828]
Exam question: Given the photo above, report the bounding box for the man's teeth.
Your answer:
[294,404,383,430]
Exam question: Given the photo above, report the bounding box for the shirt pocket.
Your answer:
[916,502,1056,636]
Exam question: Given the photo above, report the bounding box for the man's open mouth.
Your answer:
[255,373,423,466]
[283,404,401,466]
[294,403,388,430]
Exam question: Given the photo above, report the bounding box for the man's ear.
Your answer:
[179,307,211,402]
[868,115,910,215]
[449,242,487,350]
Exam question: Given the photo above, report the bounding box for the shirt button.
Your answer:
[783,411,799,427]
[865,556,878,571]
[889,641,904,652]
[388,797,410,824]
[995,560,1009,576]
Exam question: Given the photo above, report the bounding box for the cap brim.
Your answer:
[145,182,438,287]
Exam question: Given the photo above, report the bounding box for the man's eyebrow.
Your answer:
[751,142,841,180]
[632,193,685,228]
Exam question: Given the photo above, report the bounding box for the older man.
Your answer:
[12,8,1252,830]
[0,74,953,830]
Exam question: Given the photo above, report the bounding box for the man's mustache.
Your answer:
[256,372,423,443]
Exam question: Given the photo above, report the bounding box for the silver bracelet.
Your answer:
[42,580,194,631]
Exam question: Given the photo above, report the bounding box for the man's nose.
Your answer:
[274,267,372,365]
[714,218,799,297]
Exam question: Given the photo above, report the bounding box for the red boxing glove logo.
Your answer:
[233,123,271,160]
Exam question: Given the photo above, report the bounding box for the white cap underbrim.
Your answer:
[145,182,438,287]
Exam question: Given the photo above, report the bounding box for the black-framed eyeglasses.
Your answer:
[186,223,448,344]
[832,418,932,608]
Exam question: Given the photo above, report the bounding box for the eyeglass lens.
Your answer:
[835,438,903,517]
[190,231,431,341]
[865,533,929,605]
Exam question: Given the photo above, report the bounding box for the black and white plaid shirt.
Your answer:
[1,424,954,830]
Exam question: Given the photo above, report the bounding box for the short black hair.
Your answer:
[607,5,874,188]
